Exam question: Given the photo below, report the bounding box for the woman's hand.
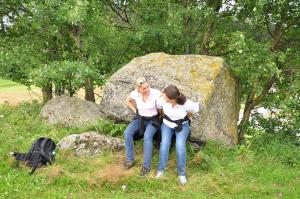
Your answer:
[126,95,137,113]
[187,112,193,121]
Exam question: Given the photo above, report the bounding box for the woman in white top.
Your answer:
[156,85,199,185]
[123,77,161,176]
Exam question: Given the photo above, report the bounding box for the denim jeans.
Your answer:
[124,118,158,169]
[157,122,190,176]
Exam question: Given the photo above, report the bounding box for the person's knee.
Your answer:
[144,137,153,145]
[160,138,171,148]
[124,130,133,139]
[124,130,128,137]
[144,131,154,142]
[176,142,186,153]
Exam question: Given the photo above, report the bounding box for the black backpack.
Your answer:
[12,137,56,175]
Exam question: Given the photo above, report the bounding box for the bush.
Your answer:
[93,119,127,137]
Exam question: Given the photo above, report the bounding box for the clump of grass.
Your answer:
[81,118,127,138]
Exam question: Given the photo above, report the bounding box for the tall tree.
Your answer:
[226,0,300,143]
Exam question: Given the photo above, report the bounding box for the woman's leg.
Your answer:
[157,123,174,172]
[124,119,140,163]
[175,122,190,176]
[143,122,158,169]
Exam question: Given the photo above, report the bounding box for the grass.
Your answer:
[0,79,39,93]
[0,79,19,87]
[0,102,299,199]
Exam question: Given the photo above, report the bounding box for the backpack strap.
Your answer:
[30,164,38,175]
[12,152,28,161]
[163,114,190,132]
[33,138,53,164]
[40,138,48,150]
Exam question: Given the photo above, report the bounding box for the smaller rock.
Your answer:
[40,95,104,127]
[58,131,124,157]
[57,134,78,149]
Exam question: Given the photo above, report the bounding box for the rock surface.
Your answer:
[40,95,103,127]
[100,53,240,145]
[57,131,124,157]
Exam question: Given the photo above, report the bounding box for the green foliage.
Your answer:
[30,61,98,96]
[0,0,128,91]
[88,119,127,137]
[0,37,43,86]
[246,72,300,142]
[58,0,89,24]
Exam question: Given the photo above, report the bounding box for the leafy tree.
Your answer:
[0,0,127,102]
[226,0,300,143]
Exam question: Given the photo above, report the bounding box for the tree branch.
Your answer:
[270,23,283,52]
[264,12,275,39]
[105,1,130,25]
[252,75,278,107]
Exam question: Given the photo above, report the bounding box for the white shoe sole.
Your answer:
[155,171,164,179]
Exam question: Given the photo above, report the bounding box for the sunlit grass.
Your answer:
[0,78,39,92]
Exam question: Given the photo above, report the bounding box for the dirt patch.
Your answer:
[44,165,63,183]
[189,152,203,166]
[0,87,103,106]
[0,89,42,106]
[45,165,63,177]
[96,163,133,183]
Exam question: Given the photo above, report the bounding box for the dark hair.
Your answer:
[163,85,186,105]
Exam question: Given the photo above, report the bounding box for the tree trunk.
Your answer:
[42,84,53,103]
[238,87,255,142]
[84,76,95,102]
[270,23,282,52]
[0,17,5,32]
[66,79,75,97]
[183,0,191,54]
[55,83,65,96]
[200,0,221,55]
[71,23,95,102]
[201,18,214,55]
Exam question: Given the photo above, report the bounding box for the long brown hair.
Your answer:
[163,85,186,105]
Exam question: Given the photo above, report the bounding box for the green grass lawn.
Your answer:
[0,79,19,86]
[0,102,299,199]
[0,79,39,92]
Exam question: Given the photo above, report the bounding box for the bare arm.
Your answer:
[126,95,137,113]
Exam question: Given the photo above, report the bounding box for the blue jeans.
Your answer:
[124,118,158,169]
[157,122,190,176]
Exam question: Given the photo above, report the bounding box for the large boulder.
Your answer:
[40,95,104,127]
[57,131,124,157]
[100,53,240,145]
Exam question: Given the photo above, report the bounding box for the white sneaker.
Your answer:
[179,175,187,185]
[155,171,164,179]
